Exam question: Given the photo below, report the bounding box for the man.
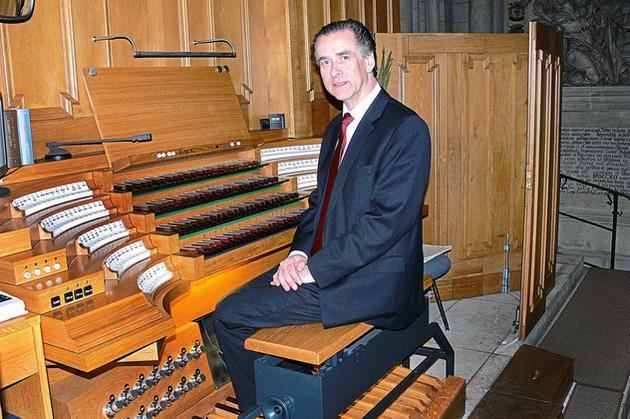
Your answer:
[212,19,431,411]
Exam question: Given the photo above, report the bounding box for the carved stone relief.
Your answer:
[530,0,630,86]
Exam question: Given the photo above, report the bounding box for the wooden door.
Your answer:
[377,33,529,300]
[519,22,563,338]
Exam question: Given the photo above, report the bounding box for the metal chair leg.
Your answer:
[432,279,450,330]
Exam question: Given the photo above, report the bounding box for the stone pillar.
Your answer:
[493,0,504,33]
[413,0,425,33]
[469,0,493,32]
[400,0,413,32]
[425,0,440,32]
[443,0,453,32]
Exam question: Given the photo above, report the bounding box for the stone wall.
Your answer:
[399,0,508,33]
[558,87,630,270]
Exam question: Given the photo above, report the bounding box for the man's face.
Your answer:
[315,30,376,110]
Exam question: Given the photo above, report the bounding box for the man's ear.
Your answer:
[365,55,375,73]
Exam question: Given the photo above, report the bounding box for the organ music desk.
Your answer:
[0,67,464,418]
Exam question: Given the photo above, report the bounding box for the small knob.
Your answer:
[174,377,188,398]
[119,384,132,405]
[146,365,160,387]
[133,374,146,397]
[148,395,161,417]
[157,357,173,379]
[134,405,146,419]
[103,394,124,418]
[190,340,205,360]
[160,385,173,409]
[190,368,206,387]
[174,348,188,368]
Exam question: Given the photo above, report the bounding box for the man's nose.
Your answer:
[330,60,342,77]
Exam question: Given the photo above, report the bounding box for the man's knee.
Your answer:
[213,292,239,326]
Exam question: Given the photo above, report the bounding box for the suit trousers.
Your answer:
[211,268,322,409]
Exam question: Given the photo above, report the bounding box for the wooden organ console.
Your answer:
[0,67,313,418]
[0,67,464,418]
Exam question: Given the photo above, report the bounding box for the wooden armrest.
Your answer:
[423,274,433,292]
[245,322,374,365]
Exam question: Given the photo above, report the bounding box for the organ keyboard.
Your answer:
[258,140,321,192]
[259,143,320,162]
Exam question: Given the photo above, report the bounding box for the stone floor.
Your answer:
[411,291,522,416]
[410,254,587,417]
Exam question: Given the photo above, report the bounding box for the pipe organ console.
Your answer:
[0,67,464,418]
[0,67,322,418]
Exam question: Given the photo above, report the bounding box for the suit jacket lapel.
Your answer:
[326,90,390,217]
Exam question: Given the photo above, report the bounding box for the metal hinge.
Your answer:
[526,170,533,189]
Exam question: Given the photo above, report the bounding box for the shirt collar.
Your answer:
[343,83,381,124]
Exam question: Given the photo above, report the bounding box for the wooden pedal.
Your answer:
[208,369,465,419]
[341,367,466,419]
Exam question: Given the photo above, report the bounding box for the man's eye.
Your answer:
[320,59,330,66]
[341,55,350,61]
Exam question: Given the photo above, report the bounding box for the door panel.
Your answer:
[379,33,529,299]
[520,22,563,338]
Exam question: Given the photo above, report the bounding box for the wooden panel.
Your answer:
[307,1,329,137]
[83,67,249,170]
[107,0,182,68]
[405,33,530,55]
[245,322,374,365]
[68,0,108,117]
[213,0,252,105]
[0,322,38,387]
[263,0,295,136]
[330,0,344,22]
[461,55,493,259]
[400,55,444,244]
[376,0,388,32]
[345,0,364,21]
[520,22,563,338]
[380,33,529,300]
[391,0,400,33]
[0,0,68,111]
[287,0,313,139]
[364,0,375,32]
[185,0,215,68]
[245,0,270,128]
[0,315,53,418]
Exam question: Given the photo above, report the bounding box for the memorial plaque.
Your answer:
[561,127,630,195]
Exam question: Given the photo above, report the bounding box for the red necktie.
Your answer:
[311,113,354,254]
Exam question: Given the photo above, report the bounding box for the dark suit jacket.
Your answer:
[291,89,431,329]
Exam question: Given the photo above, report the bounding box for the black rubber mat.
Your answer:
[540,268,630,390]
[540,268,630,416]
[563,384,622,419]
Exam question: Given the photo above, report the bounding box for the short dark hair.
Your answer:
[312,19,378,77]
